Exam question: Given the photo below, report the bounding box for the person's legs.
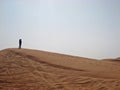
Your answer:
[19,43,21,49]
[18,39,22,49]
[20,44,21,49]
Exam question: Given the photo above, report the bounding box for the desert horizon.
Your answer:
[0,48,120,90]
[1,0,120,90]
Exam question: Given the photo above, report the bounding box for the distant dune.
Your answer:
[0,48,120,90]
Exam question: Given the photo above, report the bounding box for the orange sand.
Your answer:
[0,48,120,90]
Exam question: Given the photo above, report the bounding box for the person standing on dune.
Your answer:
[19,39,22,49]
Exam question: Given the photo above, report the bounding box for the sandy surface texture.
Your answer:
[0,48,120,90]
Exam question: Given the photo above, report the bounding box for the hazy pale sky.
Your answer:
[0,0,120,59]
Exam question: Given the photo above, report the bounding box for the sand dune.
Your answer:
[0,48,120,90]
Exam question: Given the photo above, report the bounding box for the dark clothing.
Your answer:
[19,39,22,49]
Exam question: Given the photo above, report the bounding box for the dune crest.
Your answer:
[0,48,120,90]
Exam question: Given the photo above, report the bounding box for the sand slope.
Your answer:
[0,48,120,90]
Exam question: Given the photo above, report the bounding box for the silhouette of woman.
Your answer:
[19,39,22,49]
